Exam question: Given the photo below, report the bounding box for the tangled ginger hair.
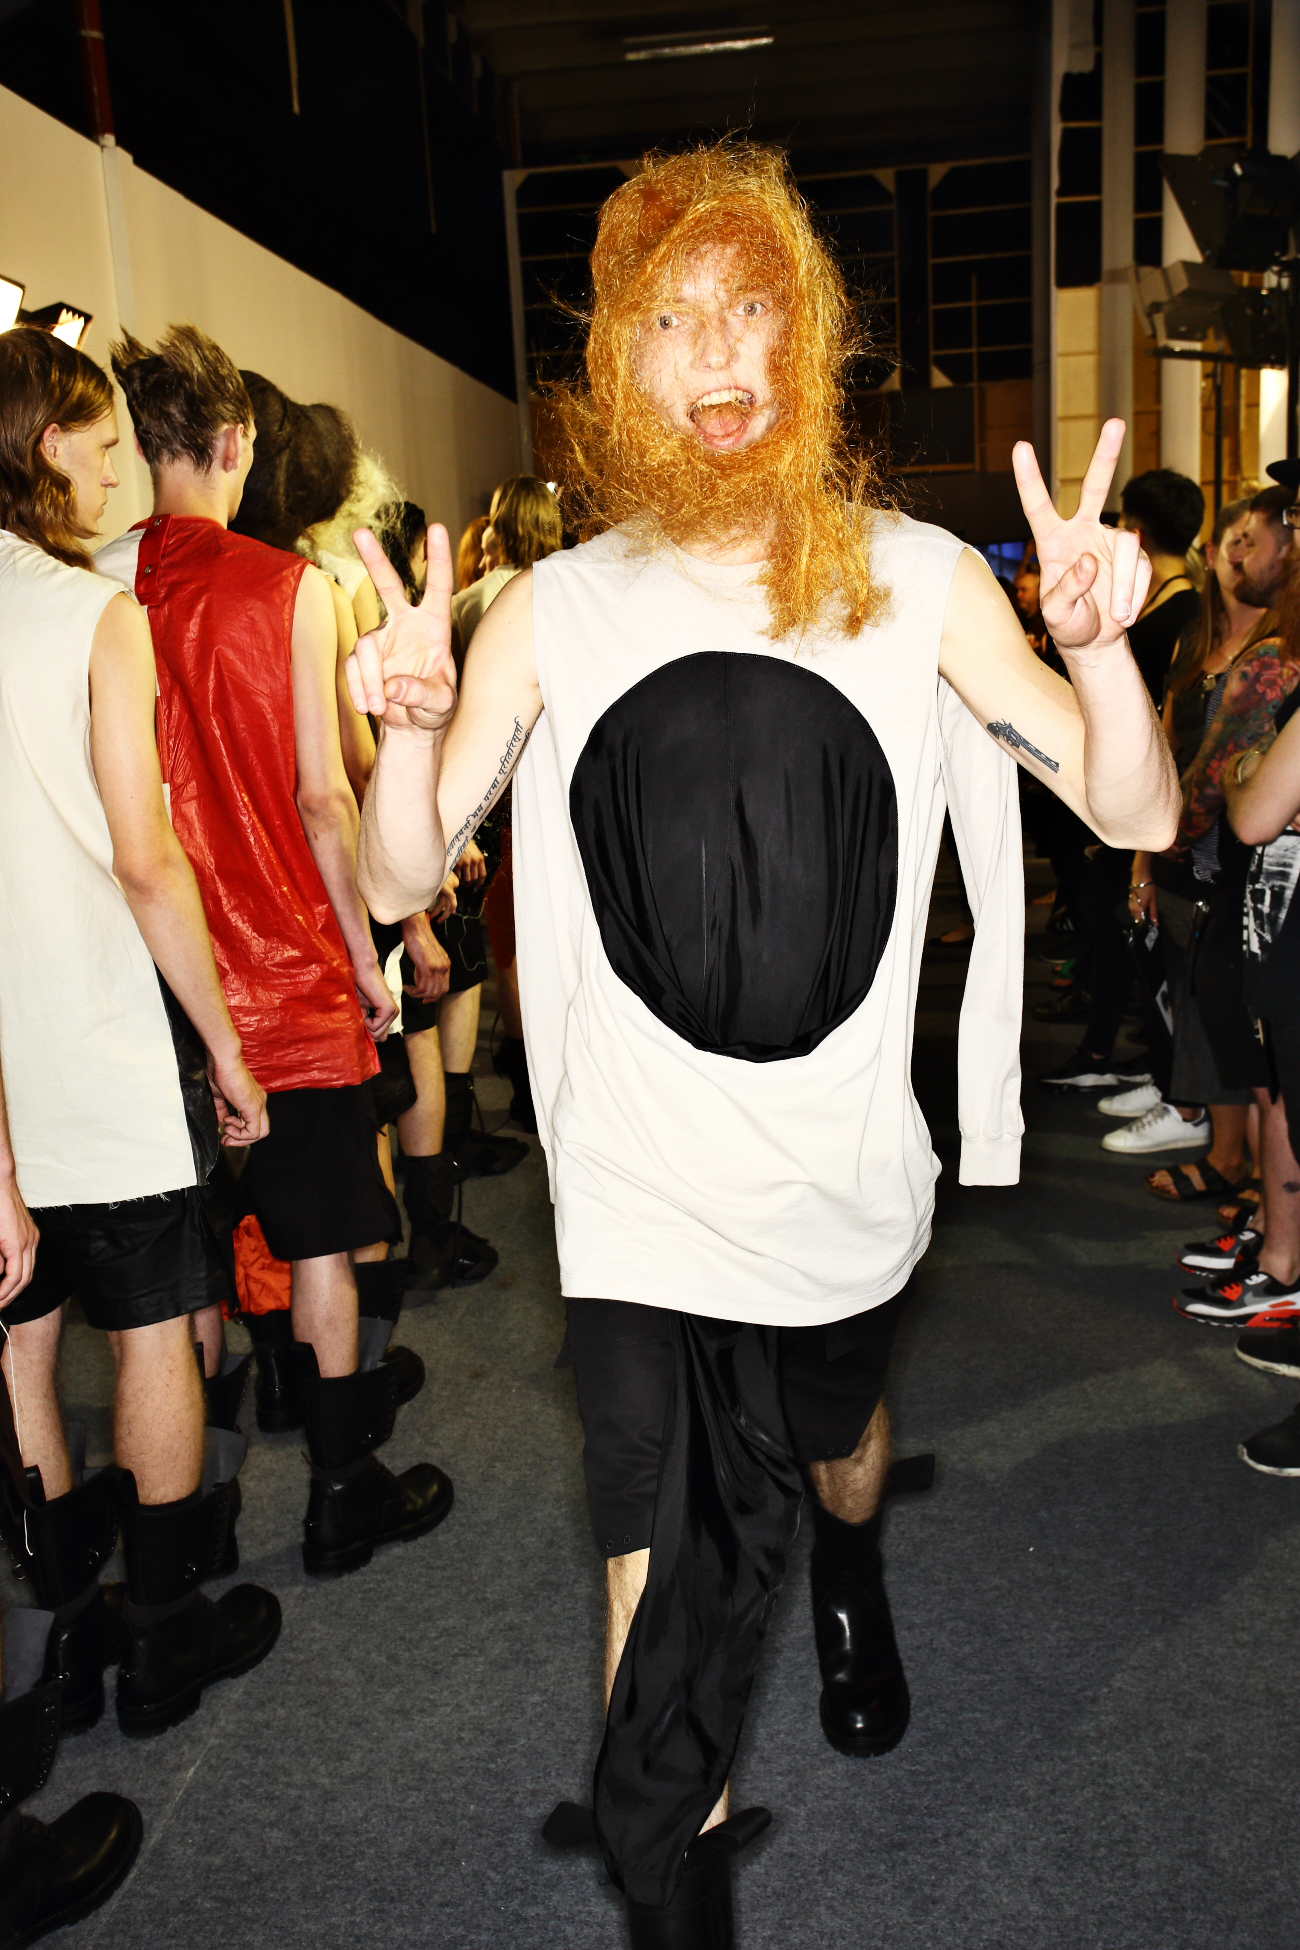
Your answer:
[551,140,889,641]
[0,327,114,569]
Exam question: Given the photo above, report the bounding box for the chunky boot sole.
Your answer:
[116,1595,282,1739]
[303,1467,454,1580]
[818,1678,911,1758]
[0,1795,144,1948]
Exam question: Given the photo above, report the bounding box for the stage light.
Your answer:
[0,277,24,331]
[1161,148,1300,273]
[18,302,92,346]
[624,30,774,61]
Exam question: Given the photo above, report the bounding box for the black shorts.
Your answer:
[5,1187,223,1332]
[561,1290,908,1558]
[238,1084,401,1263]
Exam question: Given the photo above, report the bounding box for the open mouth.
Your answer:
[689,387,755,422]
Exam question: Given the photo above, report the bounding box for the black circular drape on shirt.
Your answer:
[568,651,898,1062]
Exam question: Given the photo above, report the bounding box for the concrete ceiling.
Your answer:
[460,0,1038,167]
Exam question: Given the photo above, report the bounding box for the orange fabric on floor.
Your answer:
[233,1213,291,1316]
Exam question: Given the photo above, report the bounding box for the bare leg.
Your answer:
[806,1400,891,1523]
[438,986,482,1073]
[604,1548,729,1831]
[497,958,525,1040]
[353,1132,396,1265]
[397,1026,445,1158]
[291,1252,359,1378]
[1,1307,72,1498]
[108,1315,204,1504]
[1253,1086,1300,1285]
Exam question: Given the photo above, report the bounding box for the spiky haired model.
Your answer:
[110,323,253,472]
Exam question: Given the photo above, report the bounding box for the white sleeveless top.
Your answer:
[0,531,194,1207]
[513,514,1024,1328]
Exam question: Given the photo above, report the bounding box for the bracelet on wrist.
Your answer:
[1129,880,1153,892]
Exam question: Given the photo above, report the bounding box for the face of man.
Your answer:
[42,408,120,535]
[1234,508,1295,607]
[1013,569,1040,619]
[1210,516,1251,600]
[632,245,782,455]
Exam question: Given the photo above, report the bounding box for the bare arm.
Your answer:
[348,527,542,925]
[1226,688,1300,843]
[290,566,395,1039]
[1179,643,1295,845]
[329,578,375,808]
[352,573,381,638]
[89,593,267,1144]
[940,422,1179,851]
[0,1055,38,1307]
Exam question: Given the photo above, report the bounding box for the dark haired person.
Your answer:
[0,326,280,1735]
[99,325,453,1576]
[1174,476,1300,1327]
[1038,466,1205,1099]
[348,143,1178,1946]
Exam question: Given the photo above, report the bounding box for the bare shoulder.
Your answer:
[464,563,537,678]
[939,548,1025,677]
[291,560,337,643]
[90,586,151,659]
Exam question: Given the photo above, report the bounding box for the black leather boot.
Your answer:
[202,1348,253,1433]
[443,1072,528,1180]
[245,1310,301,1434]
[115,1460,281,1738]
[0,1612,142,1949]
[491,1034,537,1133]
[403,1154,498,1290]
[354,1259,425,1408]
[0,1426,125,1736]
[295,1344,453,1578]
[543,1802,769,1949]
[809,1501,909,1757]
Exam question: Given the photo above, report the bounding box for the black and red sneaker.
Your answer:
[1176,1266,1300,1325]
[1177,1227,1262,1275]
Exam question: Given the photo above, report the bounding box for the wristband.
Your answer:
[1129,880,1153,892]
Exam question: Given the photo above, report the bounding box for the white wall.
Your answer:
[0,83,520,539]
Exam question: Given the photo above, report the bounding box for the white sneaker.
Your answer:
[1100,1103,1211,1153]
[1097,1080,1163,1118]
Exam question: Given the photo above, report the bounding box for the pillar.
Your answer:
[1261,1,1300,469]
[1160,0,1207,479]
[1100,0,1136,501]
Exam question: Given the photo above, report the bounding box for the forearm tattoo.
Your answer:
[987,720,1060,774]
[444,717,528,873]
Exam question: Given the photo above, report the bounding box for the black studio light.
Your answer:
[1161,147,1300,273]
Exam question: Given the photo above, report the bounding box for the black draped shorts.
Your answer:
[6,1187,223,1331]
[560,1289,908,1557]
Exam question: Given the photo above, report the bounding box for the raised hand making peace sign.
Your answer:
[346,522,458,734]
[1012,418,1152,651]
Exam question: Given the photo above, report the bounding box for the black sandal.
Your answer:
[1146,1160,1247,1204]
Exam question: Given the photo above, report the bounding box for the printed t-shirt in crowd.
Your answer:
[96,518,378,1093]
[1244,686,1300,1027]
[513,515,1026,1330]
[0,529,194,1205]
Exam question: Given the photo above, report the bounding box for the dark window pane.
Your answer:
[933,353,976,386]
[886,385,977,464]
[929,159,1032,210]
[1059,67,1102,121]
[846,265,897,301]
[932,306,975,351]
[803,174,894,212]
[516,167,626,209]
[1135,147,1165,214]
[932,207,1032,257]
[1057,124,1103,198]
[1135,6,1166,79]
[976,346,1034,382]
[1206,69,1249,140]
[974,300,1032,346]
[517,206,600,257]
[933,254,1033,303]
[823,208,896,256]
[1134,212,1163,265]
[1135,77,1165,147]
[1206,1,1251,70]
[1056,199,1102,286]
[522,258,591,309]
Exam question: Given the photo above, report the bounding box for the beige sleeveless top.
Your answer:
[0,531,194,1206]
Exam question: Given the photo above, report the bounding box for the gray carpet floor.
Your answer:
[12,853,1297,1948]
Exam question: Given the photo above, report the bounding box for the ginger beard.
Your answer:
[552,142,889,641]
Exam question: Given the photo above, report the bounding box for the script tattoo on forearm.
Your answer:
[443,717,528,874]
[987,720,1060,774]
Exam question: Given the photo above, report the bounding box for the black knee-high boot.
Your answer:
[403,1153,497,1289]
[0,1425,125,1736]
[491,1034,537,1133]
[442,1071,528,1181]
[295,1343,452,1579]
[0,1612,142,1944]
[354,1258,425,1406]
[809,1500,909,1757]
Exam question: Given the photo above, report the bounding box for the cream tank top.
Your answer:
[513,515,1025,1328]
[0,532,194,1206]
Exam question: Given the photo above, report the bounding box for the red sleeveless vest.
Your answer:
[135,515,378,1094]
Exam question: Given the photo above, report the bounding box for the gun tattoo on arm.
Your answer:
[987,720,1060,774]
[443,717,528,875]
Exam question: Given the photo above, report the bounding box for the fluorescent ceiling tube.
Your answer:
[624,29,774,60]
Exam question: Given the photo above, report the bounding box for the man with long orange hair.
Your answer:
[350,143,1180,1946]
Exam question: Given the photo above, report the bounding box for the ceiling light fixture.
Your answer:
[19,301,92,347]
[0,277,25,332]
[624,29,773,62]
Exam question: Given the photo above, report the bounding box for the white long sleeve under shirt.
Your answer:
[511,513,1024,1327]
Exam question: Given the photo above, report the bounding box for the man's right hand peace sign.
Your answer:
[347,523,458,735]
[1012,418,1152,653]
